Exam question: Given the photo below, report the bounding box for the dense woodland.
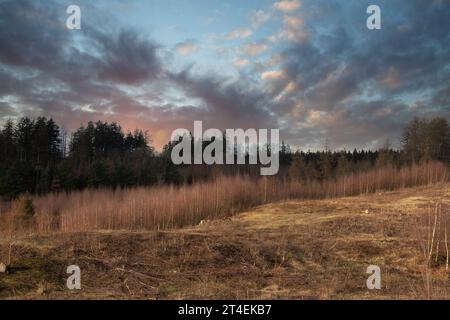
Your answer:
[0,116,449,199]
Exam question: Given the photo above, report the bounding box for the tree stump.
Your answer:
[0,262,7,273]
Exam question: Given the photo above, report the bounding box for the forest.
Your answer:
[0,116,449,199]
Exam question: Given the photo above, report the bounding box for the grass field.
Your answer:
[0,183,449,299]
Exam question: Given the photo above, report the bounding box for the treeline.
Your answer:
[0,118,179,198]
[0,116,449,198]
[288,117,450,180]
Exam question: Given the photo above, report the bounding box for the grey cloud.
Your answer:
[94,30,162,84]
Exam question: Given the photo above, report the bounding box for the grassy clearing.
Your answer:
[0,183,449,299]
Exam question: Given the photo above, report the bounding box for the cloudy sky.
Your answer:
[0,0,449,150]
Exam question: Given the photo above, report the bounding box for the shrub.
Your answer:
[12,193,35,230]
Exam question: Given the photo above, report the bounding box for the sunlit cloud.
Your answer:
[227,28,253,40]
[239,43,268,56]
[175,40,199,55]
[273,0,301,13]
[233,58,250,68]
[268,14,308,43]
[261,70,285,80]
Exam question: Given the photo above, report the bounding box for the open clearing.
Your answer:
[1,184,449,299]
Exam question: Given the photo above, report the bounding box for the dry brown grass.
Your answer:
[412,201,450,298]
[1,161,447,235]
[0,183,449,299]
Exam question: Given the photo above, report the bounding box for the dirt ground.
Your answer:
[1,184,449,300]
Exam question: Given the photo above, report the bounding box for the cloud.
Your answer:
[268,14,308,43]
[175,40,200,55]
[273,0,301,13]
[227,28,253,40]
[96,30,162,84]
[265,53,285,67]
[239,43,268,56]
[251,10,271,29]
[0,1,162,86]
[233,59,250,68]
[171,69,273,123]
[379,67,402,90]
[0,1,69,71]
[261,70,285,80]
[284,15,302,28]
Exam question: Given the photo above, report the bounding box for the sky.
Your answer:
[0,0,449,150]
